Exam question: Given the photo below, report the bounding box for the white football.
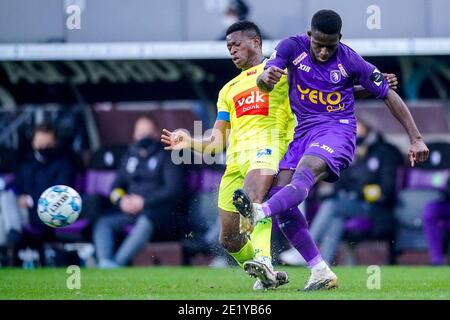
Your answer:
[37,185,82,228]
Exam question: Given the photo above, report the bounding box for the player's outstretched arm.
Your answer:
[383,89,429,167]
[161,120,229,155]
[257,66,287,93]
[354,73,398,99]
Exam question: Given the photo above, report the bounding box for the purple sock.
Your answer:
[276,207,322,268]
[268,187,322,268]
[262,167,316,217]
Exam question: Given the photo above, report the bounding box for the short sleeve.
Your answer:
[216,86,230,121]
[265,37,297,70]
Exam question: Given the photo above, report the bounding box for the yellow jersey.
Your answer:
[216,61,295,157]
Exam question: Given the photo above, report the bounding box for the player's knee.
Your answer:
[292,165,315,183]
[244,186,264,203]
[298,156,328,178]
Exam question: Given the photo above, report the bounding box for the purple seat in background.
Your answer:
[124,168,225,235]
[187,168,224,193]
[0,173,14,190]
[198,169,223,193]
[187,170,201,193]
[402,168,450,191]
[345,216,374,233]
[74,172,86,194]
[54,218,90,235]
[84,170,117,197]
[123,224,134,235]
[23,224,46,238]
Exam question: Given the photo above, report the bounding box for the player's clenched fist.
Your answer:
[161,129,191,150]
[408,139,429,167]
[257,66,287,92]
[383,73,398,90]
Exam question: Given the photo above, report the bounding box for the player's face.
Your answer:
[308,30,341,63]
[134,118,157,141]
[32,132,56,150]
[226,31,260,69]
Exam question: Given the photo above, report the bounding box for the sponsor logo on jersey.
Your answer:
[293,52,307,65]
[229,80,239,87]
[256,148,272,158]
[330,70,342,83]
[338,63,349,78]
[297,84,345,113]
[233,87,269,118]
[298,64,311,72]
[310,142,335,154]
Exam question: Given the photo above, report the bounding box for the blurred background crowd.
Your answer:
[0,0,449,268]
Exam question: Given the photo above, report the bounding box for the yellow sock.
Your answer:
[228,239,255,268]
[250,217,272,260]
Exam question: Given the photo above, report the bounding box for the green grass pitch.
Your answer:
[1,266,449,300]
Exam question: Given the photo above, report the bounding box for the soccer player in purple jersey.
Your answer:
[233,10,429,291]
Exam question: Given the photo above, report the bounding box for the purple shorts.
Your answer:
[278,124,356,182]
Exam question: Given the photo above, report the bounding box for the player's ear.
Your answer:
[307,30,312,38]
[253,36,261,49]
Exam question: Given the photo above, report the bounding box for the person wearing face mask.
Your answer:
[279,119,403,266]
[218,0,271,40]
[93,115,184,268]
[7,123,76,261]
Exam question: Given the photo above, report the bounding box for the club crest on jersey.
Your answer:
[233,87,269,118]
[293,52,307,66]
[330,70,342,83]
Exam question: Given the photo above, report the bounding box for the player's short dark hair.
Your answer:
[226,21,262,46]
[311,9,342,35]
[32,123,56,139]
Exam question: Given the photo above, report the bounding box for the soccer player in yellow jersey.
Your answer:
[162,21,293,290]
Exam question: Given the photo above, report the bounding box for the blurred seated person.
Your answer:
[7,123,75,254]
[423,178,450,265]
[93,115,184,268]
[280,119,403,265]
[218,0,271,40]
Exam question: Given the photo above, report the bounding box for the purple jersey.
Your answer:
[265,34,390,135]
